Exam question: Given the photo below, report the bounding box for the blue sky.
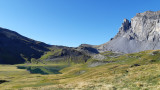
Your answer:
[0,0,159,47]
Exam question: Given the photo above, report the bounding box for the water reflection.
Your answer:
[17,66,66,75]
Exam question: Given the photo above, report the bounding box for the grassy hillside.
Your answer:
[1,50,160,89]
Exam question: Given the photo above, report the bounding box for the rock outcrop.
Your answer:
[75,44,99,56]
[98,11,160,53]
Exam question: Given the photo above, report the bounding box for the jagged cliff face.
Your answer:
[98,11,160,53]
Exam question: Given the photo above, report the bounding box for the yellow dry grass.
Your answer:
[1,50,160,89]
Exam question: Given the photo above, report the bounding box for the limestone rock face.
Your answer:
[98,11,160,53]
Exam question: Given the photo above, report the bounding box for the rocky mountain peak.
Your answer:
[136,11,160,19]
[98,11,160,53]
[121,19,131,31]
[116,19,131,38]
[130,11,160,41]
[116,11,160,41]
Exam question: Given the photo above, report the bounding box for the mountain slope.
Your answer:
[0,28,93,64]
[98,11,160,53]
[0,27,50,64]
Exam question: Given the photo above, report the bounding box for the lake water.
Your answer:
[17,66,67,75]
[0,80,8,84]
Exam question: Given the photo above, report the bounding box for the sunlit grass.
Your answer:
[1,50,160,89]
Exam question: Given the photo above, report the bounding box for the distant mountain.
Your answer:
[98,11,160,53]
[0,27,50,64]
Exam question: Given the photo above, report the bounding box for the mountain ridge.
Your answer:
[0,27,51,64]
[0,27,94,64]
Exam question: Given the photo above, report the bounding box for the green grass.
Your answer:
[40,48,62,60]
[1,50,160,89]
[100,51,116,56]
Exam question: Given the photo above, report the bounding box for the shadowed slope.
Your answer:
[0,27,50,64]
